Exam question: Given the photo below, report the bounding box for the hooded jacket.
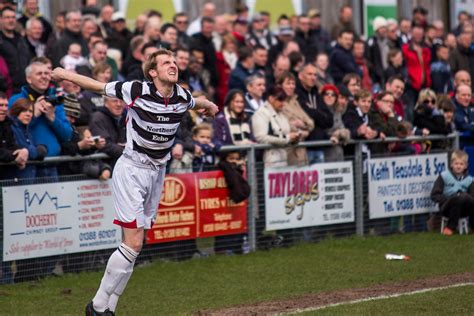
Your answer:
[9,86,73,156]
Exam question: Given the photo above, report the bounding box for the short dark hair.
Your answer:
[160,23,177,34]
[175,46,189,55]
[173,12,187,23]
[387,74,405,85]
[458,10,470,19]
[0,91,8,100]
[238,46,253,62]
[375,91,394,102]
[253,44,266,52]
[201,16,214,26]
[141,42,158,55]
[338,29,353,38]
[0,6,15,16]
[439,97,456,113]
[267,86,287,101]
[147,10,162,18]
[342,73,361,86]
[436,44,448,51]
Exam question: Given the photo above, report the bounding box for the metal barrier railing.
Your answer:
[0,133,459,283]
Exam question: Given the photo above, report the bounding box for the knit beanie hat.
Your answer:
[372,16,387,32]
[63,93,81,118]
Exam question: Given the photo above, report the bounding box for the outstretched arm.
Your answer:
[194,98,219,118]
[52,67,106,95]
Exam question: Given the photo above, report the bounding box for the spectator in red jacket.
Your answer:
[402,24,431,122]
[215,35,238,109]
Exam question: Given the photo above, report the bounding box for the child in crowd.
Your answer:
[192,123,221,172]
[389,121,422,154]
[438,97,456,133]
[431,150,474,235]
[215,150,250,255]
[342,89,379,140]
[60,43,88,71]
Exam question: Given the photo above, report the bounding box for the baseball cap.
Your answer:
[112,12,126,22]
[308,8,321,18]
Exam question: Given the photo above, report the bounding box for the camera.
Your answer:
[44,93,65,106]
[91,136,100,143]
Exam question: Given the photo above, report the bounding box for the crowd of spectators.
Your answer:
[0,0,473,181]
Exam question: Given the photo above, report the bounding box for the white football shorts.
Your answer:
[112,156,165,229]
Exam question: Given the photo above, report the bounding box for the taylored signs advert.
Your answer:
[146,171,247,243]
[264,162,354,230]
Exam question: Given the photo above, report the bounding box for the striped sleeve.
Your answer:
[105,81,143,104]
[188,96,196,110]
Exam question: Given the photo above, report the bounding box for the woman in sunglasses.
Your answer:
[413,88,449,137]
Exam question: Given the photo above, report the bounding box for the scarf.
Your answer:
[224,107,251,145]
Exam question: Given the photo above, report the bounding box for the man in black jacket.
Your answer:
[189,17,218,88]
[296,63,333,162]
[89,96,126,168]
[330,30,361,84]
[0,7,32,93]
[49,10,88,68]
[294,14,319,62]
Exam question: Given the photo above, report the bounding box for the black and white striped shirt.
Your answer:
[104,80,195,166]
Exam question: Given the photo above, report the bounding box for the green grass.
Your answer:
[310,284,474,315]
[0,233,473,315]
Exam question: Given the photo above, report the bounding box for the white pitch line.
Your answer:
[282,282,474,315]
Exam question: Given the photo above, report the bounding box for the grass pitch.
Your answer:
[0,232,473,315]
[311,284,474,315]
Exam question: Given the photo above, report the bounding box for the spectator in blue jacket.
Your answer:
[228,46,255,92]
[9,60,72,178]
[454,85,474,134]
[8,98,47,180]
[431,45,453,94]
[330,30,362,84]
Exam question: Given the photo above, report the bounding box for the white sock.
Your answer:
[108,269,133,312]
[92,243,138,312]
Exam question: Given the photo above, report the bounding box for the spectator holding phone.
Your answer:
[59,94,111,180]
[89,95,126,168]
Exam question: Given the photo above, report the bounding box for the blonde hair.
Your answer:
[451,150,468,164]
[354,89,371,101]
[416,88,437,109]
[142,48,174,81]
[192,122,213,137]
